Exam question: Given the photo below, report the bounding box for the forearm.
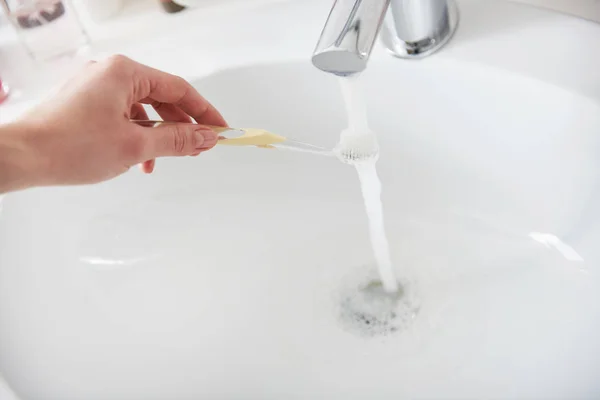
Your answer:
[0,122,39,194]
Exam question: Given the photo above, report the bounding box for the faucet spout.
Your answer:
[312,0,390,76]
[312,0,459,76]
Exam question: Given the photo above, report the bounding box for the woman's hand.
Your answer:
[0,55,226,193]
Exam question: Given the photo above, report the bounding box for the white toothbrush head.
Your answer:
[334,129,380,165]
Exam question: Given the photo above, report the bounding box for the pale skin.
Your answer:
[0,55,227,194]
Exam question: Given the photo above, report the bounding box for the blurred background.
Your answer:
[0,0,202,113]
[0,0,599,120]
[0,0,266,120]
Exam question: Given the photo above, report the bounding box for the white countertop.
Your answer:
[514,0,600,21]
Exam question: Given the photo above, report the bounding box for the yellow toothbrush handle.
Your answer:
[131,120,287,147]
[216,128,287,147]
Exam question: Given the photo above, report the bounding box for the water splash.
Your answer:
[337,75,398,294]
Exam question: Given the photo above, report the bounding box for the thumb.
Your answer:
[144,123,218,158]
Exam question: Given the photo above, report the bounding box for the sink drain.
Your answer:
[339,277,419,337]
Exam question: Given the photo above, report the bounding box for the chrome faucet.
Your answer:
[312,0,459,76]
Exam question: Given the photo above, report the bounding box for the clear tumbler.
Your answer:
[2,0,89,61]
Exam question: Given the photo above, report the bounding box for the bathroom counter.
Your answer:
[513,0,600,21]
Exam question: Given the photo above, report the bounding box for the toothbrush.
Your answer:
[131,120,333,157]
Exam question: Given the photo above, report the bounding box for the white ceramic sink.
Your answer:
[2,0,600,399]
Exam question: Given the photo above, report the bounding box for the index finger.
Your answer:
[131,62,227,127]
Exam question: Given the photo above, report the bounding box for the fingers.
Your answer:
[145,102,192,174]
[129,103,156,174]
[150,101,192,123]
[95,56,224,171]
[130,62,227,127]
[141,159,155,174]
[130,102,148,120]
[96,55,226,126]
[139,123,218,159]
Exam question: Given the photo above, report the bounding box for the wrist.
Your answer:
[0,122,41,193]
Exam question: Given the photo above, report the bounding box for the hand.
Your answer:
[5,55,227,189]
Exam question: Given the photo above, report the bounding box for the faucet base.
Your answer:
[381,0,459,59]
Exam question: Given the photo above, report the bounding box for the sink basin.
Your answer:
[2,0,600,399]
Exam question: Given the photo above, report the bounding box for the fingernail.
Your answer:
[195,128,218,149]
[139,160,155,174]
[194,129,207,148]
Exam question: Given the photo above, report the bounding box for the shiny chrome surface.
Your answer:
[312,0,390,75]
[312,0,459,75]
[382,0,459,58]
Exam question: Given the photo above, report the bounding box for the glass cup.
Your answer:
[2,0,89,61]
